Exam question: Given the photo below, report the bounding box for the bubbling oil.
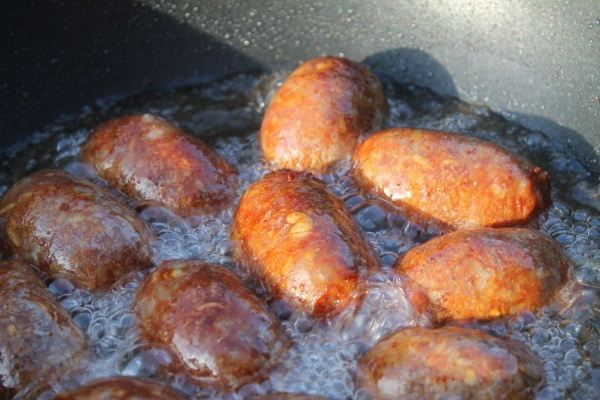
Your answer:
[3,71,600,400]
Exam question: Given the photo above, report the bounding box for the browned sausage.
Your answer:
[352,128,550,230]
[0,260,86,399]
[253,394,327,400]
[0,170,154,289]
[358,326,542,400]
[394,228,570,322]
[230,170,378,317]
[260,56,388,173]
[82,114,237,216]
[133,260,289,390]
[52,377,185,400]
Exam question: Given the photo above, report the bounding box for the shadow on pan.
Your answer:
[0,0,262,148]
[363,48,600,176]
[1,0,597,179]
[362,48,459,99]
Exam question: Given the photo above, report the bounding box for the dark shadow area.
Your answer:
[362,48,458,99]
[0,0,262,148]
[363,47,599,176]
[2,0,597,180]
[507,112,600,176]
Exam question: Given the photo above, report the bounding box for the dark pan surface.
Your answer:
[1,0,599,169]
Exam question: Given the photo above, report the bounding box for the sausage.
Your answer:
[253,394,327,400]
[394,228,570,322]
[52,377,185,400]
[133,260,289,390]
[260,56,388,173]
[358,326,542,400]
[351,128,550,230]
[0,260,86,399]
[82,114,237,216]
[0,170,154,289]
[230,170,378,317]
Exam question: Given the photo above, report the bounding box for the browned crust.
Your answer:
[0,169,155,289]
[133,260,289,390]
[52,377,186,400]
[229,169,378,318]
[259,56,388,173]
[82,114,237,216]
[0,260,86,397]
[351,128,550,230]
[394,228,571,322]
[358,326,542,400]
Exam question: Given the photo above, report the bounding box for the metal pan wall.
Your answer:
[1,0,598,168]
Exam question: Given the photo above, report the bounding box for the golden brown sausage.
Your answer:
[82,114,237,216]
[133,260,289,390]
[352,128,550,230]
[394,228,570,322]
[358,326,542,400]
[230,170,378,317]
[0,170,154,289]
[0,260,86,399]
[260,57,388,173]
[52,377,185,400]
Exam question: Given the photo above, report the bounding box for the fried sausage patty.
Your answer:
[352,128,550,230]
[83,114,237,216]
[260,57,387,172]
[230,170,378,317]
[394,228,570,322]
[0,170,154,289]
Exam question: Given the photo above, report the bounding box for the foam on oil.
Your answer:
[2,71,599,400]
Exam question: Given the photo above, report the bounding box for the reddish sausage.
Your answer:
[82,114,237,216]
[52,377,185,400]
[352,128,550,230]
[0,170,154,289]
[134,260,289,390]
[0,260,86,399]
[260,57,388,173]
[230,170,378,317]
[358,326,542,400]
[394,228,570,322]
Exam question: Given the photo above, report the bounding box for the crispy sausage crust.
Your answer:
[230,170,378,317]
[394,228,570,322]
[52,377,185,400]
[0,170,154,289]
[0,260,86,399]
[358,326,542,400]
[82,114,237,216]
[134,261,289,390]
[352,128,550,230]
[260,57,388,173]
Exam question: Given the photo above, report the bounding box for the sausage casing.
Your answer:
[134,260,289,390]
[0,260,86,399]
[230,170,378,317]
[394,228,570,322]
[358,326,542,400]
[52,377,185,400]
[0,170,154,289]
[82,114,237,215]
[260,57,387,172]
[352,128,550,230]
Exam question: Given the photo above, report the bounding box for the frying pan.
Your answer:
[1,0,598,172]
[1,0,599,398]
